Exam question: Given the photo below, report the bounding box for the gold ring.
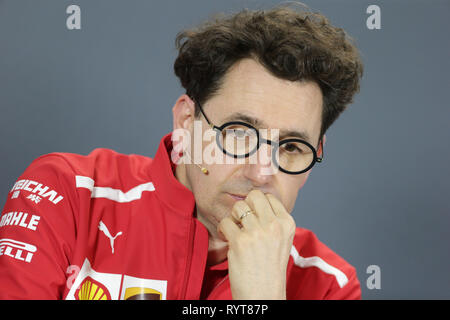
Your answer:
[239,209,253,221]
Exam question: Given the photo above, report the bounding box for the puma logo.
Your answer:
[98,221,123,254]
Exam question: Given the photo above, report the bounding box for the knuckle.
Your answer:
[248,189,261,197]
[246,189,262,202]
[268,219,283,234]
[269,215,296,237]
[232,199,246,211]
[231,201,244,216]
[285,215,296,234]
[286,213,295,225]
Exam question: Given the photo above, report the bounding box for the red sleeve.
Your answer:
[0,155,78,299]
[324,267,362,300]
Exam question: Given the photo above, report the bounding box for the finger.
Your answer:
[265,193,290,219]
[244,190,276,225]
[231,200,259,230]
[217,216,240,242]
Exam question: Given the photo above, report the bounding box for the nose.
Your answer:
[242,142,278,185]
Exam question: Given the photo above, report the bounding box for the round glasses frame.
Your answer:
[193,98,324,175]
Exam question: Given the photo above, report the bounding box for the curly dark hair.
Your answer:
[174,3,364,146]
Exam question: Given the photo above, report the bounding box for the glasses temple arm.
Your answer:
[191,97,215,129]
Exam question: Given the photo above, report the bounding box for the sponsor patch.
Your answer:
[66,258,167,300]
[0,238,37,263]
[10,179,63,205]
[75,277,112,300]
[0,212,40,231]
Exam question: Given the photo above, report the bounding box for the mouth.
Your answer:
[227,193,247,201]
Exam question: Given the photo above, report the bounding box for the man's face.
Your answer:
[173,58,324,241]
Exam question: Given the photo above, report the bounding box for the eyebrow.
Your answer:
[221,112,313,143]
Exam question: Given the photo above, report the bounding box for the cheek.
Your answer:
[188,164,239,225]
[188,163,233,198]
[280,172,310,212]
[298,172,310,189]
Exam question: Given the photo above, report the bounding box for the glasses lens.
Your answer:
[274,139,315,174]
[220,124,258,157]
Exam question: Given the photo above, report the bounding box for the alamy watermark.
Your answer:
[366,264,381,290]
[170,120,281,176]
[66,5,81,30]
[366,5,381,30]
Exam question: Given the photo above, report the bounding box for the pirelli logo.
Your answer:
[0,238,37,263]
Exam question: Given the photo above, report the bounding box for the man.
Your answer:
[0,5,363,299]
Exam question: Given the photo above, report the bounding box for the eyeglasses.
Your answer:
[193,98,324,175]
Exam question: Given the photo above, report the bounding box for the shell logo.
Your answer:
[75,277,111,300]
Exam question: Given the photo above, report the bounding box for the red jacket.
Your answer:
[0,133,361,300]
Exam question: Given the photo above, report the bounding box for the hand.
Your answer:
[217,189,296,300]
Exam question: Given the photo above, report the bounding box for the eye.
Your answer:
[231,129,247,139]
[281,143,303,154]
[225,127,256,139]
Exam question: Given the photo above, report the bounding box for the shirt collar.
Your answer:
[149,132,196,215]
[150,132,230,271]
[209,259,229,271]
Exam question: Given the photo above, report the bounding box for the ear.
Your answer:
[318,134,326,158]
[172,94,196,131]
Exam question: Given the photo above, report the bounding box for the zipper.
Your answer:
[181,218,195,299]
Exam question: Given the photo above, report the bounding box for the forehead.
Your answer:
[207,58,324,145]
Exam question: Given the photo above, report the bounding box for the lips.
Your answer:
[227,193,247,201]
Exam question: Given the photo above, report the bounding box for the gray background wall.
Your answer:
[1,0,449,299]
